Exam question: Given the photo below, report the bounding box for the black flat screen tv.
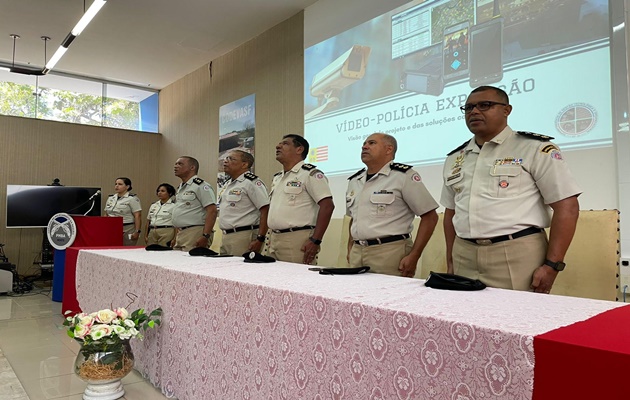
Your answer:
[6,185,101,228]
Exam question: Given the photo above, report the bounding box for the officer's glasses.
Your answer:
[460,101,508,114]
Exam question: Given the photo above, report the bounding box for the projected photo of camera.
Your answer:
[306,45,371,119]
[401,71,444,96]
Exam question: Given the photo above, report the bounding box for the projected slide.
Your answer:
[304,0,611,175]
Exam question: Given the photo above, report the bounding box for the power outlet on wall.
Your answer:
[620,259,630,296]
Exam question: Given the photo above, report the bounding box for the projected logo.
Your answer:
[46,213,77,250]
[555,103,598,137]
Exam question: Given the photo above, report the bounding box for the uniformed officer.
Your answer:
[104,177,142,246]
[172,156,217,251]
[218,150,269,256]
[145,183,176,247]
[441,86,581,293]
[346,133,438,277]
[267,134,334,265]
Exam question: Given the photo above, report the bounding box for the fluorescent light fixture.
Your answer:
[72,0,107,36]
[44,46,68,71]
[41,0,107,75]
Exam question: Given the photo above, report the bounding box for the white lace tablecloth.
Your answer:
[75,249,624,400]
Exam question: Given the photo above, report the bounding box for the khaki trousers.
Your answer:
[267,229,314,264]
[122,224,138,246]
[174,226,213,252]
[147,227,175,247]
[220,230,257,256]
[453,232,548,291]
[349,238,413,276]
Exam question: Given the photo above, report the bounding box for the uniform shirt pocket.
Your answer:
[369,192,395,217]
[226,194,242,202]
[489,165,521,198]
[284,185,303,206]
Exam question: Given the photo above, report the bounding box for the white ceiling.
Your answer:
[0,0,318,90]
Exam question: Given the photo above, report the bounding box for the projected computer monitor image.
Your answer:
[304,0,612,175]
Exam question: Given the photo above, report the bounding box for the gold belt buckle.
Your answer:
[358,240,368,246]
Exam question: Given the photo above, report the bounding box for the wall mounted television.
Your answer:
[6,185,101,228]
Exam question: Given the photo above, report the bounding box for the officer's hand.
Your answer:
[301,240,319,265]
[398,255,418,278]
[248,240,263,253]
[195,235,209,249]
[446,258,454,274]
[530,265,558,294]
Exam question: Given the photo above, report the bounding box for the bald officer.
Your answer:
[172,156,217,251]
[442,86,581,293]
[267,134,334,265]
[218,150,269,255]
[346,133,438,277]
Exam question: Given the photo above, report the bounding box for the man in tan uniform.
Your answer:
[267,134,334,265]
[346,133,438,277]
[441,86,581,292]
[218,150,269,255]
[172,156,217,251]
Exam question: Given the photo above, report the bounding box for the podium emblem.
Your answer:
[47,213,77,250]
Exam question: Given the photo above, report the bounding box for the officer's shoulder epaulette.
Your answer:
[193,177,204,185]
[301,163,317,171]
[390,163,412,173]
[244,172,258,181]
[348,168,366,180]
[273,171,282,177]
[447,140,469,156]
[129,193,137,197]
[516,131,554,141]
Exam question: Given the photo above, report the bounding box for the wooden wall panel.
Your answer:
[159,12,304,194]
[0,115,161,275]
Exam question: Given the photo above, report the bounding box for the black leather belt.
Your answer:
[123,223,134,226]
[179,225,204,230]
[272,225,315,234]
[150,225,173,229]
[461,227,544,245]
[223,224,260,234]
[354,234,410,247]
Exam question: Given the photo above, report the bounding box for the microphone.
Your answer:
[88,190,101,201]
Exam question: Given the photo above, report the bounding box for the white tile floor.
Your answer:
[0,290,172,400]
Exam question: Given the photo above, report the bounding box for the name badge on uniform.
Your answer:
[287,181,302,187]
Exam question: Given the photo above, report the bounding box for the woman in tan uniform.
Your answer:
[104,177,142,246]
[145,183,176,246]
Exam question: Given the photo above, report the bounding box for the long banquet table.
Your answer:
[75,249,628,400]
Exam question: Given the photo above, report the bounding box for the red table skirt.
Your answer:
[533,304,630,399]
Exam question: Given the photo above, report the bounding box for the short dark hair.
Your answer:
[380,133,398,157]
[116,177,132,191]
[157,183,176,197]
[283,134,309,160]
[470,86,509,104]
[180,156,199,172]
[233,150,254,168]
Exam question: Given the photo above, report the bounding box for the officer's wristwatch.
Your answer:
[202,233,211,239]
[544,259,566,271]
[256,235,266,243]
[309,237,322,245]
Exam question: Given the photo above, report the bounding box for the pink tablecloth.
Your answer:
[75,249,624,400]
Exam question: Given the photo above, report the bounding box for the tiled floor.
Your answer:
[0,290,172,400]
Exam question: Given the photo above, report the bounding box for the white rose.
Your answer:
[89,324,113,341]
[115,308,129,319]
[96,309,117,324]
[79,315,95,327]
[74,324,91,339]
[123,319,136,328]
[112,325,126,335]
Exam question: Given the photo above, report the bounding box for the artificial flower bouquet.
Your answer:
[63,307,162,381]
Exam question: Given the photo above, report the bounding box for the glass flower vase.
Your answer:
[74,340,135,400]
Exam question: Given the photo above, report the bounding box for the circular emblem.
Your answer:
[550,149,563,160]
[47,213,77,250]
[412,173,421,182]
[555,103,597,137]
[315,173,324,180]
[256,181,262,186]
[499,180,509,189]
[203,184,211,191]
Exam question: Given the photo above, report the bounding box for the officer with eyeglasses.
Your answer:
[441,86,581,293]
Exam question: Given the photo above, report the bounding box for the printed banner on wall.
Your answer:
[218,94,256,190]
